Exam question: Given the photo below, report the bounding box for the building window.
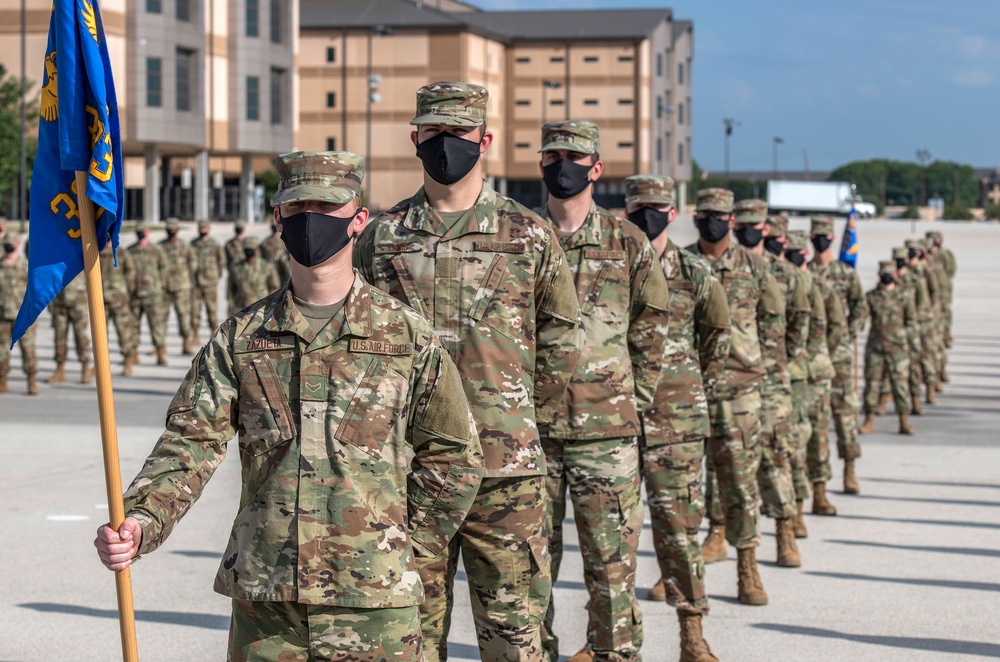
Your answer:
[326,46,336,63]
[246,0,258,36]
[176,0,190,21]
[656,53,663,77]
[657,137,662,162]
[656,95,663,118]
[146,0,161,13]
[678,102,684,125]
[515,142,531,149]
[618,98,633,105]
[270,67,285,125]
[678,143,685,165]
[326,92,336,108]
[270,0,283,44]
[583,99,598,106]
[327,137,337,151]
[550,99,564,106]
[515,99,530,106]
[176,48,194,112]
[618,141,634,148]
[550,56,564,63]
[146,58,162,107]
[618,55,633,63]
[515,57,530,63]
[246,76,259,120]
[583,56,599,62]
[678,62,685,85]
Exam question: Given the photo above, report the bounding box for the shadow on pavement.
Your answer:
[851,493,1000,508]
[171,549,223,559]
[837,513,1000,530]
[824,539,1000,558]
[18,602,230,630]
[446,642,482,660]
[752,623,1000,657]
[563,543,656,559]
[865,477,1000,490]
[804,571,1000,593]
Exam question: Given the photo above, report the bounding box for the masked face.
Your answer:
[415,130,482,185]
[734,225,764,249]
[785,250,806,267]
[136,230,147,241]
[764,236,785,256]
[3,244,15,255]
[244,248,257,260]
[280,209,360,268]
[812,235,833,254]
[627,207,670,241]
[166,229,178,239]
[542,158,593,199]
[198,230,209,239]
[895,258,907,270]
[696,215,731,243]
[880,273,895,286]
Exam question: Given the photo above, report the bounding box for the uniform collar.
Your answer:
[660,238,681,279]
[264,271,373,350]
[547,202,603,250]
[402,181,500,237]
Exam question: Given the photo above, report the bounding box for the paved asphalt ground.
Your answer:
[1,217,998,661]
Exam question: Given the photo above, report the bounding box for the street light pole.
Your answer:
[772,136,784,177]
[723,118,740,189]
[19,0,27,230]
[542,80,561,126]
[365,25,392,208]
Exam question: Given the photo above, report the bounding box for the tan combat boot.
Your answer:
[156,347,168,366]
[935,382,944,394]
[182,338,195,356]
[926,386,937,404]
[567,645,594,662]
[812,481,837,516]
[80,362,92,384]
[844,459,860,494]
[793,500,809,538]
[736,547,768,605]
[46,362,66,383]
[859,412,876,434]
[678,611,719,662]
[775,518,802,568]
[27,373,38,395]
[911,398,924,416]
[701,522,728,564]
[875,391,891,416]
[648,578,683,606]
[940,368,950,382]
[898,412,915,435]
[0,371,7,393]
[122,353,134,376]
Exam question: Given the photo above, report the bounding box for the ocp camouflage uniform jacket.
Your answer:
[642,240,730,447]
[261,232,292,284]
[49,272,88,309]
[159,237,197,293]
[797,271,831,383]
[898,269,928,353]
[866,285,918,353]
[685,242,784,402]
[123,274,483,607]
[536,203,669,440]
[763,253,811,396]
[808,259,867,361]
[101,249,135,298]
[0,256,28,321]
[354,183,582,477]
[230,258,281,311]
[191,235,227,289]
[225,235,246,272]
[810,274,843,383]
[127,242,169,299]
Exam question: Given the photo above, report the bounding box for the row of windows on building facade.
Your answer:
[145,0,287,44]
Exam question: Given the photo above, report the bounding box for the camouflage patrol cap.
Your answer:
[766,215,788,237]
[904,238,928,251]
[734,199,768,224]
[696,188,734,213]
[625,175,675,206]
[786,230,808,251]
[879,260,896,276]
[540,120,599,155]
[234,220,247,232]
[165,218,180,231]
[892,246,909,260]
[243,236,259,250]
[3,232,22,245]
[810,215,835,236]
[926,230,943,244]
[197,218,211,230]
[271,151,365,207]
[410,81,488,127]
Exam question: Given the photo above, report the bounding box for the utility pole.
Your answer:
[772,136,783,176]
[916,148,932,207]
[723,118,740,188]
[19,0,27,230]
[365,25,392,208]
[542,80,561,126]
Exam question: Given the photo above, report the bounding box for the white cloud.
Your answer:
[951,68,995,87]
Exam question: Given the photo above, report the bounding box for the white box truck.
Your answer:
[767,181,876,217]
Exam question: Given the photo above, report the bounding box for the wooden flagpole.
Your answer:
[75,170,139,661]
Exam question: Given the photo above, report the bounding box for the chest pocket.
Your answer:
[333,357,408,459]
[668,280,697,328]
[467,244,525,341]
[580,250,627,324]
[237,352,297,457]
[723,270,762,368]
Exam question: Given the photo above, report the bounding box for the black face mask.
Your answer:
[166,230,178,239]
[271,224,278,234]
[627,207,670,240]
[696,215,731,244]
[136,231,147,241]
[895,258,907,270]
[542,159,593,200]
[280,210,358,268]
[812,235,833,254]
[734,225,764,249]
[785,250,806,267]
[764,237,784,256]
[198,231,209,239]
[416,131,482,185]
[244,248,257,260]
[3,245,15,255]
[908,248,918,260]
[880,274,895,286]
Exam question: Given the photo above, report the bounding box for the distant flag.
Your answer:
[10,0,123,347]
[839,206,859,268]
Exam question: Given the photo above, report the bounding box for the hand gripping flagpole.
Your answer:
[75,170,139,661]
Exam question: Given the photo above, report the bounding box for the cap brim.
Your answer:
[734,214,766,224]
[270,185,356,207]
[539,141,596,155]
[696,204,733,213]
[625,194,674,206]
[410,114,483,127]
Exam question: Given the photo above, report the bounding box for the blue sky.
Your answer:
[472,0,998,172]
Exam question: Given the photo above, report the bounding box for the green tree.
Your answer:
[0,65,38,218]
[830,158,978,208]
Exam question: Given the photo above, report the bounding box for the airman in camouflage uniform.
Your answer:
[45,272,91,384]
[229,237,281,311]
[686,188,782,607]
[0,233,38,395]
[626,174,728,662]
[926,230,955,351]
[159,219,198,355]
[95,151,484,661]
[873,247,927,417]
[861,261,918,435]
[533,123,670,662]
[127,225,170,365]
[905,239,943,405]
[100,243,139,375]
[919,237,950,390]
[190,219,227,342]
[354,82,583,662]
[225,220,248,273]
[260,223,291,284]
[808,215,866,497]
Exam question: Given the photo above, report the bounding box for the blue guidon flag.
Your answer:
[839,206,859,268]
[10,0,123,347]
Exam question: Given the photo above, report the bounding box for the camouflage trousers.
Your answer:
[864,346,911,415]
[788,380,813,502]
[543,436,643,661]
[704,392,763,549]
[879,344,923,407]
[104,291,139,359]
[49,302,90,365]
[756,387,797,520]
[921,321,940,393]
[417,475,549,662]
[228,599,421,662]
[639,434,707,616]
[806,379,833,483]
[0,321,37,377]
[830,360,861,461]
[160,288,193,341]
[132,295,166,349]
[192,283,221,337]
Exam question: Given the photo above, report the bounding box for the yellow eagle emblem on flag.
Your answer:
[82,1,99,44]
[40,51,58,122]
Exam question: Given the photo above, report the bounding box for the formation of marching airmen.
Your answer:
[1,81,958,662]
